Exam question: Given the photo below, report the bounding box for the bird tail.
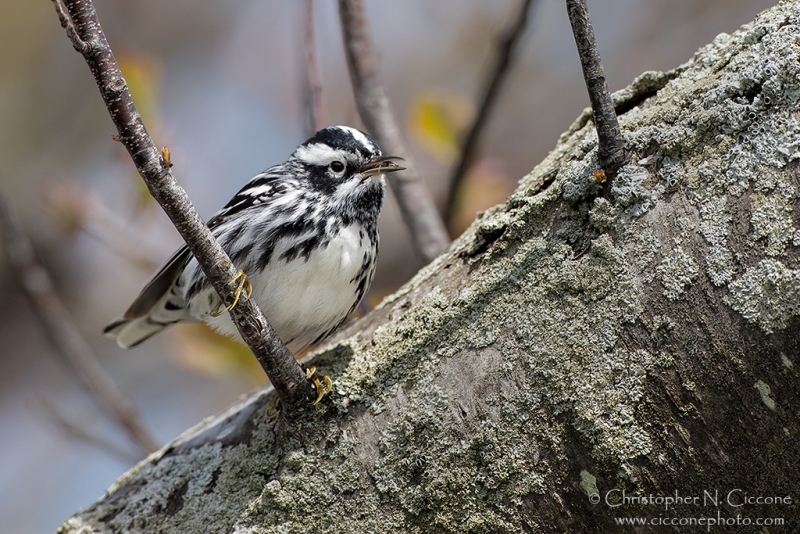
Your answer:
[103,290,193,348]
[104,315,172,349]
[104,245,195,348]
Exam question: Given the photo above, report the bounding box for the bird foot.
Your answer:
[306,366,333,405]
[265,368,332,417]
[210,269,253,317]
[266,396,281,419]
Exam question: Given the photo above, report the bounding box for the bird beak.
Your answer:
[358,155,406,178]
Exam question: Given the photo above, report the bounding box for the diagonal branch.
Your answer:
[50,0,313,416]
[445,0,536,224]
[0,188,158,455]
[43,182,162,271]
[337,0,450,263]
[34,395,142,463]
[566,0,628,179]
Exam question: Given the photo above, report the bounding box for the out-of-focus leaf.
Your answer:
[171,324,268,385]
[450,158,513,235]
[117,52,162,132]
[408,90,474,162]
[41,182,88,234]
[117,53,164,211]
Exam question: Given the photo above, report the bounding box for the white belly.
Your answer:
[200,223,373,346]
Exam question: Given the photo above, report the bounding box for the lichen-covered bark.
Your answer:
[61,4,800,533]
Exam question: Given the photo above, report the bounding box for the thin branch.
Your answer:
[565,0,628,178]
[34,395,141,464]
[302,0,325,135]
[445,0,536,224]
[337,0,450,263]
[0,188,159,455]
[79,217,160,271]
[51,0,96,55]
[50,0,313,416]
[43,182,162,271]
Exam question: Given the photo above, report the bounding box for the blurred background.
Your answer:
[0,0,776,531]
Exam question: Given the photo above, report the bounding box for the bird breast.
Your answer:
[205,222,376,344]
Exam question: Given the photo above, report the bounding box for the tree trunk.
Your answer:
[60,4,800,532]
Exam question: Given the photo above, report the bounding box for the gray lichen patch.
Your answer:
[754,380,777,411]
[579,470,599,498]
[611,164,657,217]
[561,157,602,202]
[725,259,800,333]
[241,449,394,533]
[566,349,653,460]
[656,246,700,300]
[370,384,546,532]
[697,198,736,286]
[78,443,271,533]
[589,197,619,231]
[459,235,653,463]
[614,7,800,301]
[750,185,796,257]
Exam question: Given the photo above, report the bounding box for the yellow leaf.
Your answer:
[171,324,268,385]
[408,90,474,162]
[117,52,164,211]
[117,52,162,129]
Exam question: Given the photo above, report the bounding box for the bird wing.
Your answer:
[208,167,293,223]
[120,244,192,319]
[119,167,293,320]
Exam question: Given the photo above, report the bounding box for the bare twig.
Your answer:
[0,188,159,455]
[34,395,141,463]
[566,0,628,178]
[50,0,314,416]
[302,0,325,135]
[43,182,162,271]
[445,0,536,224]
[79,217,160,271]
[337,0,450,263]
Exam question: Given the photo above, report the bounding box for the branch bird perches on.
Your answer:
[50,0,314,418]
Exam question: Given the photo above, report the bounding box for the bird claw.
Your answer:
[210,269,253,317]
[264,369,331,417]
[266,396,281,419]
[306,366,333,405]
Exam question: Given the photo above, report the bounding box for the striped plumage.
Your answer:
[105,126,402,351]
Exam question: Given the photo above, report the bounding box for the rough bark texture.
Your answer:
[60,3,800,532]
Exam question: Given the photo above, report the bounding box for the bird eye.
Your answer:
[330,161,345,173]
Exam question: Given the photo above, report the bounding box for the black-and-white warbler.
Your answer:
[105,126,403,351]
